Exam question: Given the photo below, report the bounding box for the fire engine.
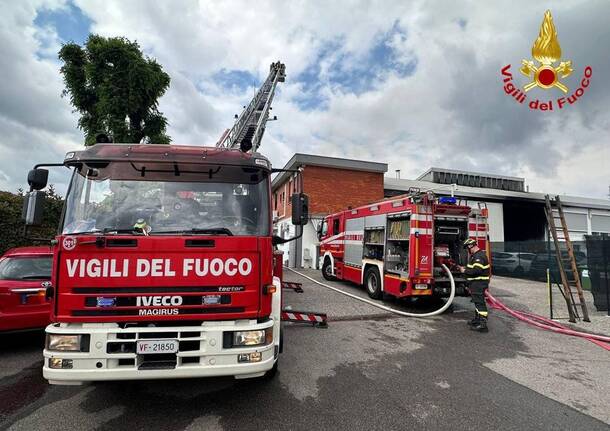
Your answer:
[318,191,489,300]
[22,62,310,385]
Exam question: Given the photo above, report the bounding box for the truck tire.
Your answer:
[364,266,382,299]
[263,359,279,380]
[322,258,335,281]
[259,329,281,381]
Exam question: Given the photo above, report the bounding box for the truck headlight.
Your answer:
[49,358,73,369]
[226,328,273,347]
[47,334,88,352]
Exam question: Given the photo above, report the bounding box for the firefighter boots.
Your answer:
[470,317,488,333]
[467,312,480,327]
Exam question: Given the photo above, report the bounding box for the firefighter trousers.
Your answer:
[469,281,489,319]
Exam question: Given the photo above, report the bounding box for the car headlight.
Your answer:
[228,328,273,347]
[47,334,86,352]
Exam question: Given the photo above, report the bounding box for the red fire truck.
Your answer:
[318,192,489,300]
[21,62,310,385]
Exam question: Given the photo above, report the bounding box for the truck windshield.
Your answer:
[62,162,270,236]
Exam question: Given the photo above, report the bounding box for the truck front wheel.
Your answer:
[262,329,281,380]
[265,359,279,379]
[364,267,382,299]
[322,258,335,281]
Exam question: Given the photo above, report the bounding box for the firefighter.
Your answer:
[458,238,491,332]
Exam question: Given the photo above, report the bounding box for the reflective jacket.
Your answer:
[465,250,490,282]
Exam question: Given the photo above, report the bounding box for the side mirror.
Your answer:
[27,168,49,191]
[22,191,46,226]
[316,222,323,241]
[291,193,309,226]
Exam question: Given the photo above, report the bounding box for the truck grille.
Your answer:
[64,286,251,319]
[105,328,208,370]
[139,354,177,370]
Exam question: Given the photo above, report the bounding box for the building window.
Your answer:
[288,180,292,196]
[274,193,278,210]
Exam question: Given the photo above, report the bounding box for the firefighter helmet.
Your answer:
[463,238,477,249]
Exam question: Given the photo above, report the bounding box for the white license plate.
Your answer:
[136,339,179,354]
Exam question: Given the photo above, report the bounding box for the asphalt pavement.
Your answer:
[1,269,609,431]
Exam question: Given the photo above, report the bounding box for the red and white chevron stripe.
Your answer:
[281,310,327,325]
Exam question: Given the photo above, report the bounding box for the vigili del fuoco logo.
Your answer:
[500,10,592,111]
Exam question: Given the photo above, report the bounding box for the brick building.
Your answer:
[272,154,388,267]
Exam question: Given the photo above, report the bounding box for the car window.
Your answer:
[0,257,52,280]
[518,254,535,261]
[532,254,549,263]
[574,252,587,261]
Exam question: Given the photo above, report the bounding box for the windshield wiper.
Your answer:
[102,227,144,235]
[62,228,142,236]
[20,275,50,280]
[151,228,233,236]
[64,230,103,236]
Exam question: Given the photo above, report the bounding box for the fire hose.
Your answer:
[286,264,455,317]
[486,291,610,351]
[286,266,610,350]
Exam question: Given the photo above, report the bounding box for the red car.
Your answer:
[0,246,53,332]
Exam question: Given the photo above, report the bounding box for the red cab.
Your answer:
[0,246,53,332]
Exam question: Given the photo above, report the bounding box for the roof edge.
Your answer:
[417,166,525,182]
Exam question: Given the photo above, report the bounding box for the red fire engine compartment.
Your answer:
[53,235,274,323]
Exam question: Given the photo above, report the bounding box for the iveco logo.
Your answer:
[136,296,183,307]
[96,297,116,307]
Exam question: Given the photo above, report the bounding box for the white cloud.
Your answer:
[0,0,608,200]
[0,0,80,193]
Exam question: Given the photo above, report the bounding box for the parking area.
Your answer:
[1,270,609,430]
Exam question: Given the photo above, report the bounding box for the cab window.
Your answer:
[332,218,340,235]
[320,220,328,237]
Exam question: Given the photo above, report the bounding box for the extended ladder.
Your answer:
[544,195,590,322]
[216,62,286,153]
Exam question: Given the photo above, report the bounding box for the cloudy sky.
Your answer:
[1,0,608,198]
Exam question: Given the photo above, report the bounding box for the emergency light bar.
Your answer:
[439,197,457,205]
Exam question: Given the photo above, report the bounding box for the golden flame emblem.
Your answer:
[520,10,573,93]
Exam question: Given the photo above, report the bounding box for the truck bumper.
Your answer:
[43,319,278,385]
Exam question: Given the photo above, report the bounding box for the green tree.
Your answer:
[0,186,64,255]
[59,34,171,146]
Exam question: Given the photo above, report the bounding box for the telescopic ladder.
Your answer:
[216,62,285,153]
